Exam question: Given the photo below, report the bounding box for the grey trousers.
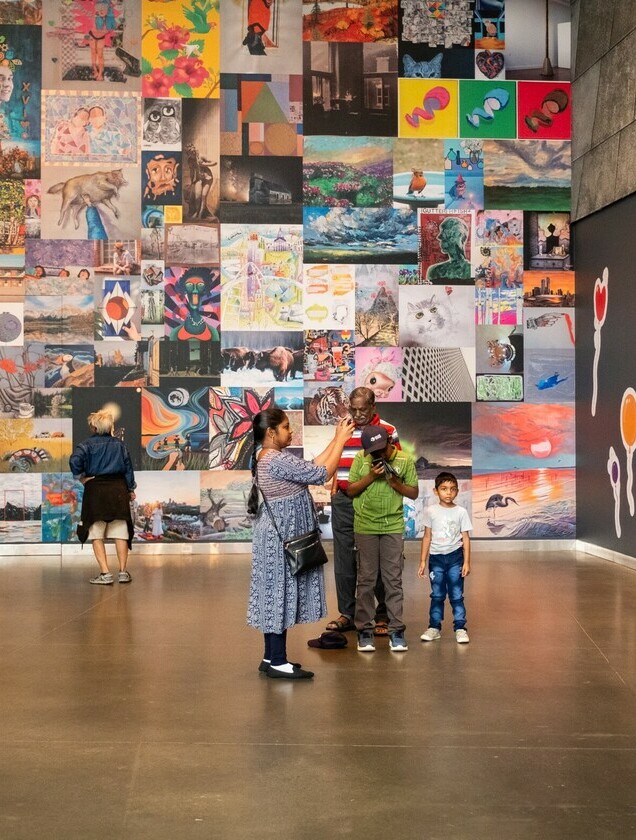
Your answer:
[354,533,405,634]
[331,490,386,621]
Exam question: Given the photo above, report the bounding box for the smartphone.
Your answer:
[371,457,384,468]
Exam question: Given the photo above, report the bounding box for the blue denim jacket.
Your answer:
[69,434,136,490]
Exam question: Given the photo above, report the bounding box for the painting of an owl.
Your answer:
[143,100,182,146]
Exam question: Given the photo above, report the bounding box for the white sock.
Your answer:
[270,662,294,673]
[262,658,271,664]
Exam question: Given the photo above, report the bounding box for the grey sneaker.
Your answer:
[90,572,114,585]
[357,631,375,652]
[118,570,132,583]
[389,632,408,651]
[420,627,441,642]
[455,628,470,644]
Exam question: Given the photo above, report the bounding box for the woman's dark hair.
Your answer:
[247,407,286,515]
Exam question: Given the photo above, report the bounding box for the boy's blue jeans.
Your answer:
[428,547,467,631]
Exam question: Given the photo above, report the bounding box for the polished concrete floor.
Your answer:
[1,545,635,839]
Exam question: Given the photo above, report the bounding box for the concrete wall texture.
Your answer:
[572,0,636,220]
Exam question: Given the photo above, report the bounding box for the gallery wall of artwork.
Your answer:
[574,193,636,554]
[0,0,574,546]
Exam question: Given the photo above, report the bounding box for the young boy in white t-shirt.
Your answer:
[418,472,472,644]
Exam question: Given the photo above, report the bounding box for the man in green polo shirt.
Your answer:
[346,426,418,653]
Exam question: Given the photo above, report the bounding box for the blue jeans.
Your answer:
[428,547,466,631]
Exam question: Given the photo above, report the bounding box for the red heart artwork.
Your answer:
[476,50,504,80]
[594,283,607,323]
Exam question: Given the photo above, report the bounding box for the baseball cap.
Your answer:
[307,631,348,649]
[360,425,388,454]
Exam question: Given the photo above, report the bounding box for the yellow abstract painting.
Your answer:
[399,79,458,140]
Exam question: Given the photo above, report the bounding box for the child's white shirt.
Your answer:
[423,503,473,555]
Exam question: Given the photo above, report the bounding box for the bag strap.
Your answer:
[255,457,319,542]
[255,462,286,544]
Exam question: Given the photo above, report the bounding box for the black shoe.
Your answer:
[265,665,314,680]
[115,47,141,77]
[258,659,301,673]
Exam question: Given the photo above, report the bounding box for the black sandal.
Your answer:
[325,615,356,632]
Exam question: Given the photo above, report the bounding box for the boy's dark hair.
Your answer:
[435,471,458,489]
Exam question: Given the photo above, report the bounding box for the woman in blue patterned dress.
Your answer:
[247,408,355,680]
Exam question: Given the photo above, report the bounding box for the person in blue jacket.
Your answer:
[70,409,136,585]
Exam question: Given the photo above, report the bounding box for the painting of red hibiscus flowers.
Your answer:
[141,0,220,99]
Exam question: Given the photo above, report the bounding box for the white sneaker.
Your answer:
[455,629,470,644]
[90,572,114,585]
[420,627,441,642]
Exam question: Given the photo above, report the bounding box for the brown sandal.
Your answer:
[374,621,389,636]
[325,615,356,632]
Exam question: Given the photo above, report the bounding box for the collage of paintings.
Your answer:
[0,0,575,545]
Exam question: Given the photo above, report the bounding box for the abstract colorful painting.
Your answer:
[141,385,210,471]
[399,79,458,139]
[221,74,303,157]
[460,81,516,139]
[97,278,139,341]
[517,82,571,141]
[208,387,274,470]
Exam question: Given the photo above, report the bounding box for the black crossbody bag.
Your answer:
[255,466,328,576]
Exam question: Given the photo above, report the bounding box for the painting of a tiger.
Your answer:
[305,387,350,426]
